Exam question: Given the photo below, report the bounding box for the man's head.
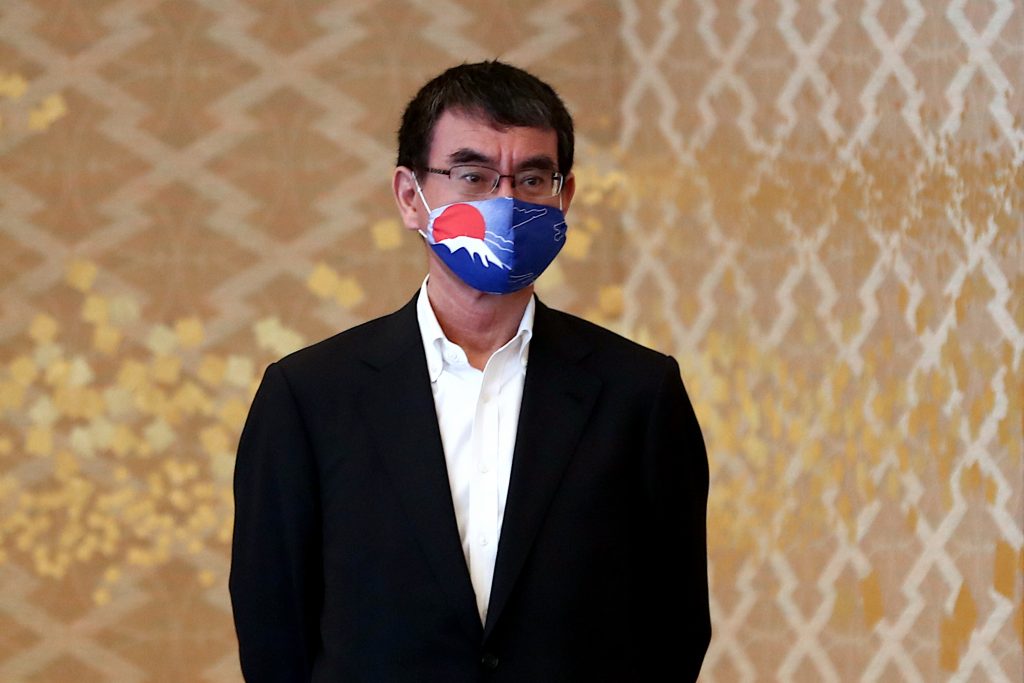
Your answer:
[393,61,576,296]
[397,60,574,178]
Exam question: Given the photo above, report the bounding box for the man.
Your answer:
[230,61,710,682]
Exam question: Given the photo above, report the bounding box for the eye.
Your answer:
[516,172,550,191]
[450,165,498,190]
[454,170,485,185]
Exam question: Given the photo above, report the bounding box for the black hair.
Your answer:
[397,60,574,176]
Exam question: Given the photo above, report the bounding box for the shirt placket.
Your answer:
[468,350,506,621]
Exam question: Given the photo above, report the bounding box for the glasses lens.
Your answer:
[514,170,560,198]
[446,165,562,198]
[449,165,499,196]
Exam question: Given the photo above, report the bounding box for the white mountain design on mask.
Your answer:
[434,235,511,269]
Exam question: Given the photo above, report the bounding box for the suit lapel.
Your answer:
[484,300,601,637]
[358,296,482,641]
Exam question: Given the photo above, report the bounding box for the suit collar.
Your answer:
[484,300,601,637]
[531,297,594,362]
[358,294,483,641]
[359,293,422,371]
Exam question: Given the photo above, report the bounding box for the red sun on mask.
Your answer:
[431,204,486,242]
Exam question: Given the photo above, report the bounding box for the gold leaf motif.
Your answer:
[102,386,135,417]
[27,93,67,131]
[65,259,98,292]
[107,295,141,325]
[561,229,591,260]
[197,354,227,387]
[151,355,182,385]
[146,325,178,355]
[28,314,59,343]
[0,71,28,99]
[218,398,249,430]
[224,356,254,388]
[28,396,59,426]
[144,419,175,453]
[334,277,364,309]
[8,356,37,387]
[199,425,230,457]
[371,218,403,250]
[534,260,565,293]
[175,317,205,348]
[81,295,108,325]
[254,316,306,357]
[307,262,340,298]
[25,426,53,457]
[93,325,122,354]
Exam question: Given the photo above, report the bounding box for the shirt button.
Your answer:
[480,536,488,546]
[479,464,490,474]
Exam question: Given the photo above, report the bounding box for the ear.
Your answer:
[393,166,424,231]
[559,172,576,215]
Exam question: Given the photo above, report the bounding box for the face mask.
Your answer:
[414,179,567,294]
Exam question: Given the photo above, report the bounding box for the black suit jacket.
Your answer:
[230,295,710,682]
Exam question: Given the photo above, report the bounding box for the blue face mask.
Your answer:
[415,179,567,294]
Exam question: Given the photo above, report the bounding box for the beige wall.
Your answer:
[0,1,1020,681]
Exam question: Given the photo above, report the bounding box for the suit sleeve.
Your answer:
[230,362,322,682]
[642,354,711,681]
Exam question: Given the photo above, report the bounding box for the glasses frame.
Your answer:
[424,164,565,198]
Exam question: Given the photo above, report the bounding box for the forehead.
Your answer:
[428,109,558,165]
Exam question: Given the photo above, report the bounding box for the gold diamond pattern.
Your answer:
[209,88,358,242]
[0,1,1020,681]
[101,0,259,149]
[244,0,332,55]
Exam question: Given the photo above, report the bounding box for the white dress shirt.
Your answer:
[415,279,533,624]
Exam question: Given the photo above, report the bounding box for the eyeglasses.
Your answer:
[424,164,564,199]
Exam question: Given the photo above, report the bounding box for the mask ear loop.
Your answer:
[412,173,432,240]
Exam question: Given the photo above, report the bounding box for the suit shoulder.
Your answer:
[539,305,678,393]
[270,303,415,385]
[544,306,670,365]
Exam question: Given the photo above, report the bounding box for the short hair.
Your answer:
[397,60,575,177]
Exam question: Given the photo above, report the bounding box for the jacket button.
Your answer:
[480,653,500,670]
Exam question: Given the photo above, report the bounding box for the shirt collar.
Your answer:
[416,276,534,382]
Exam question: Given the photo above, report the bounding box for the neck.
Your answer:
[425,259,532,371]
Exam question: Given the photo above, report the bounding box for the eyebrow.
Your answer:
[447,148,492,166]
[446,148,558,172]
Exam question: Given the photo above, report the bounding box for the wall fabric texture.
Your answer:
[0,1,1020,681]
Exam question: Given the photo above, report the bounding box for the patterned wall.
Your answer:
[0,1,1020,681]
